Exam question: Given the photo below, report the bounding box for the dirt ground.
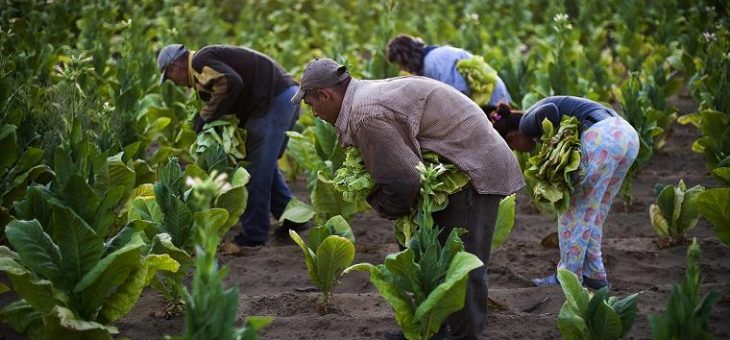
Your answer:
[2,105,729,340]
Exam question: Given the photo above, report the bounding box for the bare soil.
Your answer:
[2,107,728,340]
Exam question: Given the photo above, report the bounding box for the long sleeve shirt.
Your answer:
[422,46,512,108]
[519,96,618,138]
[188,45,296,124]
[335,77,525,219]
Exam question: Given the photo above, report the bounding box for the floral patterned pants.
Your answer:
[557,117,639,282]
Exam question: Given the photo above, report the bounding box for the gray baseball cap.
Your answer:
[157,44,189,84]
[290,58,349,104]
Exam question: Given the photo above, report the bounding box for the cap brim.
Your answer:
[290,87,305,104]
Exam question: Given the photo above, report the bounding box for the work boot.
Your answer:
[384,326,447,340]
[274,220,312,238]
[583,276,610,290]
[531,274,559,287]
[233,233,265,247]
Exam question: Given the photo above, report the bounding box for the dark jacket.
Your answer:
[190,45,296,124]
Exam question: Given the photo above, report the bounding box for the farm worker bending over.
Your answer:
[386,34,512,113]
[490,96,639,289]
[291,58,524,340]
[157,44,308,247]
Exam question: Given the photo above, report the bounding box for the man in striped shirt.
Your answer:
[291,58,524,340]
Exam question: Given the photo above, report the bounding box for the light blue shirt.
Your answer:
[423,46,512,107]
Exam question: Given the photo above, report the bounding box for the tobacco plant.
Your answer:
[345,163,483,340]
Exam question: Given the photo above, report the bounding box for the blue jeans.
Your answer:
[241,85,300,242]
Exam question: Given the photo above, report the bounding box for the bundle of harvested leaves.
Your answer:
[525,116,582,213]
[191,116,246,165]
[456,56,499,107]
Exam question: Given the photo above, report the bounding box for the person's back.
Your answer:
[192,45,296,121]
[341,76,523,197]
[519,95,617,137]
[422,46,512,109]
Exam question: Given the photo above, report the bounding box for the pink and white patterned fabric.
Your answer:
[557,116,639,282]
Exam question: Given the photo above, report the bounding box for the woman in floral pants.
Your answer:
[490,96,639,289]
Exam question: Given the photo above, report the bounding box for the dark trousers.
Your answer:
[433,185,504,340]
[240,85,300,242]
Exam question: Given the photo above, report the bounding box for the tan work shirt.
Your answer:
[335,77,524,217]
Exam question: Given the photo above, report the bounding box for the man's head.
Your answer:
[291,58,351,125]
[157,44,190,87]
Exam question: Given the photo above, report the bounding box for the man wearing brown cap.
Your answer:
[291,59,524,340]
[158,44,308,247]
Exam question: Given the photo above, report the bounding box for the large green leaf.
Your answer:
[73,234,145,319]
[44,305,117,340]
[192,208,230,237]
[0,300,44,339]
[106,152,136,198]
[382,250,424,303]
[649,204,670,238]
[289,230,318,284]
[128,196,164,224]
[557,269,590,316]
[311,173,361,222]
[0,246,67,313]
[150,233,193,272]
[557,302,589,340]
[324,215,355,243]
[238,316,274,340]
[61,175,101,225]
[279,197,316,223]
[103,222,150,256]
[214,181,248,230]
[163,196,193,249]
[286,131,328,176]
[314,235,355,295]
[311,118,339,162]
[13,147,44,174]
[589,300,623,340]
[3,164,54,206]
[100,253,179,323]
[414,252,483,326]
[697,188,730,247]
[711,167,730,186]
[5,219,62,283]
[344,262,420,340]
[93,185,126,238]
[608,293,639,338]
[51,205,104,291]
[491,194,516,251]
[675,183,703,234]
[0,124,18,170]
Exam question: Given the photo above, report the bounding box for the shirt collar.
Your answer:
[335,78,361,146]
[187,50,196,87]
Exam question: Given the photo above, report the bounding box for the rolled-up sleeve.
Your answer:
[353,115,421,220]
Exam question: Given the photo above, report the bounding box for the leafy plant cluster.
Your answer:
[557,269,639,340]
[345,163,483,340]
[649,238,719,339]
[284,120,369,224]
[0,124,180,338]
[649,180,704,248]
[128,158,250,302]
[167,207,270,340]
[289,215,356,308]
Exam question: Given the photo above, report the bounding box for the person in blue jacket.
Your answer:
[490,97,639,289]
[386,34,512,113]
